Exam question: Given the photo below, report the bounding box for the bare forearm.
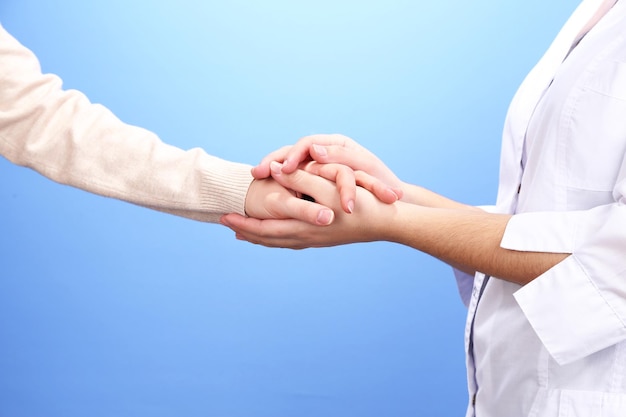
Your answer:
[397,184,486,276]
[383,203,569,285]
[400,183,482,211]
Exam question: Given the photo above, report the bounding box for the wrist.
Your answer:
[244,179,262,218]
[369,200,415,243]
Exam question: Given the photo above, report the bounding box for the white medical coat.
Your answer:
[457,0,626,415]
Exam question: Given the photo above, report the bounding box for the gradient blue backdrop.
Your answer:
[0,1,578,416]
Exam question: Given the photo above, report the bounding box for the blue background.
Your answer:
[0,1,578,416]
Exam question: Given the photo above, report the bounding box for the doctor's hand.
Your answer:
[251,134,404,212]
[222,162,397,249]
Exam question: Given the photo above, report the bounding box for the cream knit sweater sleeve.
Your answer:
[0,24,254,223]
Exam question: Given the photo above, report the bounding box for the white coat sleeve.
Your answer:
[502,177,626,365]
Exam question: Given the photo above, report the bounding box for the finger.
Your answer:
[272,193,335,226]
[280,137,317,174]
[304,162,356,214]
[281,134,352,174]
[244,177,335,225]
[261,165,335,225]
[310,143,384,172]
[251,145,292,179]
[303,159,401,206]
[220,214,311,249]
[354,171,400,204]
[269,161,339,208]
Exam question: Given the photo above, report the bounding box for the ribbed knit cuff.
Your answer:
[198,154,254,220]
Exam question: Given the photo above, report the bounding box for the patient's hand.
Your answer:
[244,177,335,226]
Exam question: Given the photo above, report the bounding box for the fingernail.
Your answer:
[270,161,283,176]
[312,144,327,158]
[317,209,334,225]
[347,199,355,214]
[388,189,399,201]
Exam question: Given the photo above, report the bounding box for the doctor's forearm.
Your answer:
[399,183,482,211]
[383,204,570,285]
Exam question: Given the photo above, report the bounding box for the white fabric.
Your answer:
[459,0,626,415]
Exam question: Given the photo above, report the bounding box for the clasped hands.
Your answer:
[221,134,555,285]
[220,134,408,249]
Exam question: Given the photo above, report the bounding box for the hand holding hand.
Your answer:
[251,134,404,211]
[223,161,397,249]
